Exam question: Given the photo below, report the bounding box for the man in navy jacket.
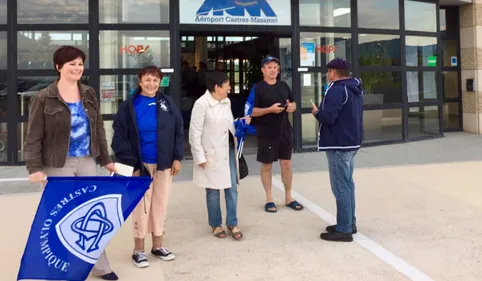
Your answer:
[312,58,364,242]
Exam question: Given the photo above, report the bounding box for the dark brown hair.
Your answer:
[53,46,86,73]
[138,65,163,80]
[335,69,351,78]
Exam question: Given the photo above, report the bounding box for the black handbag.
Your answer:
[238,154,249,179]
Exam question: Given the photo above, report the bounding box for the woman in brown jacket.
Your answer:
[23,46,119,280]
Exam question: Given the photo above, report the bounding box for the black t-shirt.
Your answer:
[253,80,293,139]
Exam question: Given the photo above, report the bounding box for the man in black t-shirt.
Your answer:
[252,56,304,213]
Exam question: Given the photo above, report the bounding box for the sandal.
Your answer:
[227,226,243,240]
[264,202,277,213]
[212,226,226,238]
[286,200,304,211]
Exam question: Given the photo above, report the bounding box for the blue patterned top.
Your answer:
[67,101,91,157]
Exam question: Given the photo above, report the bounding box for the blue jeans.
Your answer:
[326,150,357,234]
[206,145,238,227]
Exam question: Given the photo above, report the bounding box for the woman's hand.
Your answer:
[241,116,251,125]
[29,171,47,183]
[199,162,207,168]
[171,160,181,176]
[103,162,117,175]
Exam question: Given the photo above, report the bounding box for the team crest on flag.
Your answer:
[17,176,151,281]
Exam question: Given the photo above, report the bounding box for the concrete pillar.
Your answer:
[195,37,208,68]
[460,2,482,134]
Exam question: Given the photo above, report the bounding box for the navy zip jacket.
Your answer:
[111,88,184,176]
[314,78,364,151]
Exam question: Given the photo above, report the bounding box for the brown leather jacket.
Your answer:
[24,80,112,174]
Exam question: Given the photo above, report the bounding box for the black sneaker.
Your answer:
[320,231,353,242]
[101,272,119,280]
[132,252,149,268]
[326,224,357,234]
[151,247,175,261]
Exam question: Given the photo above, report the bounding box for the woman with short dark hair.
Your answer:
[24,45,119,280]
[111,65,184,268]
[189,71,250,240]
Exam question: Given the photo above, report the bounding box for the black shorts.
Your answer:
[256,131,293,164]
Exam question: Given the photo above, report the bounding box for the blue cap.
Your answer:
[326,57,351,70]
[261,56,279,67]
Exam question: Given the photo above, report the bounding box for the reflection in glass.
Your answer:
[18,31,89,70]
[99,75,139,115]
[0,0,6,24]
[406,36,437,67]
[103,121,114,157]
[408,106,440,139]
[0,122,7,162]
[100,31,170,69]
[363,109,402,143]
[279,38,292,88]
[405,0,437,32]
[300,33,351,67]
[358,0,399,29]
[359,34,401,67]
[360,72,402,105]
[301,72,327,109]
[299,0,350,27]
[443,102,460,130]
[0,73,7,117]
[18,0,88,24]
[0,32,6,69]
[18,77,89,115]
[442,71,459,99]
[442,40,457,67]
[406,72,437,103]
[100,0,169,23]
[440,9,446,32]
[302,113,318,146]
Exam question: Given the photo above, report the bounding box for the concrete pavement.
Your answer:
[1,132,482,280]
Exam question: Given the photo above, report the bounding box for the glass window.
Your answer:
[100,31,170,69]
[361,71,402,105]
[440,8,458,36]
[17,77,87,116]
[442,71,459,99]
[358,0,399,29]
[406,71,437,103]
[299,0,350,27]
[359,34,401,67]
[0,0,6,24]
[301,72,327,109]
[443,102,460,130]
[363,109,402,143]
[0,72,7,116]
[99,75,139,114]
[18,31,89,70]
[408,105,440,138]
[442,40,457,67]
[103,121,114,157]
[302,113,318,146]
[300,33,352,67]
[405,0,437,32]
[18,122,28,161]
[0,32,6,69]
[100,0,169,23]
[18,0,88,24]
[406,36,437,67]
[0,122,7,162]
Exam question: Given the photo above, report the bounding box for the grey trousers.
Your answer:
[41,156,112,276]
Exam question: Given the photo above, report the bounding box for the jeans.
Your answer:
[326,150,357,234]
[206,145,238,227]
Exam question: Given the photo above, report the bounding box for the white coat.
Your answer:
[189,91,239,190]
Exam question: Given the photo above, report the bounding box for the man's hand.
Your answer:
[311,103,319,116]
[286,100,296,113]
[199,162,207,168]
[171,160,181,176]
[270,103,285,114]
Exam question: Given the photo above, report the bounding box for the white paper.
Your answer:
[303,74,312,86]
[113,162,134,177]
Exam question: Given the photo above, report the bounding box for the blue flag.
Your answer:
[17,176,152,281]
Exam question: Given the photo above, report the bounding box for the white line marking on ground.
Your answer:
[272,178,434,281]
[0,178,28,183]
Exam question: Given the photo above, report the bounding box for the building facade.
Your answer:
[0,0,472,165]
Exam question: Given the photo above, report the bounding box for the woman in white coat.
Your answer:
[189,71,250,240]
